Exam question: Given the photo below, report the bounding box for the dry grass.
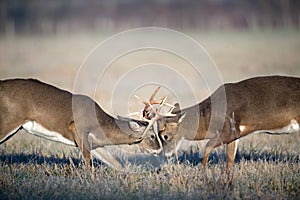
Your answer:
[0,130,299,199]
[1,28,300,199]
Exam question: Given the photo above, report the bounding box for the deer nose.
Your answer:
[150,133,155,140]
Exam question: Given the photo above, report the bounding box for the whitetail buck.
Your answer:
[0,78,162,167]
[142,76,300,172]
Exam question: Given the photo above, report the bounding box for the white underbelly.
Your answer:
[22,121,76,146]
[240,119,300,135]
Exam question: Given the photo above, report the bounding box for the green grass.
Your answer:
[1,131,299,199]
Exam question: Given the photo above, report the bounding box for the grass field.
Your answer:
[1,28,300,199]
[1,131,299,199]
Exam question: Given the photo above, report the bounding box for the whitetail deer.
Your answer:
[0,78,162,167]
[143,76,300,172]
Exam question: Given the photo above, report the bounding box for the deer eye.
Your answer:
[163,135,169,141]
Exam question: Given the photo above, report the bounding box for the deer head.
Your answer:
[132,87,186,155]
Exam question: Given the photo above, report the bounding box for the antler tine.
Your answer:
[168,106,175,113]
[141,114,160,138]
[159,112,177,117]
[158,96,177,112]
[127,112,145,120]
[159,106,177,117]
[163,102,176,108]
[135,95,151,109]
[149,86,161,104]
[140,114,163,150]
[127,112,141,117]
[137,86,179,121]
[134,95,147,105]
[140,106,177,138]
[135,94,157,110]
[158,95,168,111]
[158,95,175,108]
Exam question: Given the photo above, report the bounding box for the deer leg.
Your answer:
[91,147,123,170]
[202,136,222,167]
[68,122,91,167]
[202,119,235,167]
[225,139,239,174]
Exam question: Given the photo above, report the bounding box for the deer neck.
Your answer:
[180,97,212,140]
[87,106,142,148]
[70,95,143,149]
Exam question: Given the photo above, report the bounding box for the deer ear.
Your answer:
[171,103,185,123]
[129,121,141,132]
[117,115,148,132]
[178,113,186,124]
[128,121,144,132]
[172,103,181,114]
[117,115,130,121]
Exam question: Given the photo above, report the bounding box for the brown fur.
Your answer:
[0,79,160,167]
[158,76,300,172]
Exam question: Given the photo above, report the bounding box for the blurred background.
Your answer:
[0,0,300,111]
[1,0,299,34]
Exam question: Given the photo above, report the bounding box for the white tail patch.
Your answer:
[22,121,75,146]
[239,125,246,132]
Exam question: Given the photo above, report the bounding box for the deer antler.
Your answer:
[127,86,177,147]
[135,86,175,120]
[134,86,163,111]
[132,87,177,139]
[139,104,176,139]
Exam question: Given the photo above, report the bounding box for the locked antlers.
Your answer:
[135,86,176,120]
[132,87,177,139]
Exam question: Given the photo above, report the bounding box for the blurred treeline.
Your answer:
[0,0,299,35]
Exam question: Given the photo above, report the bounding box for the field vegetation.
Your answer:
[1,130,299,199]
